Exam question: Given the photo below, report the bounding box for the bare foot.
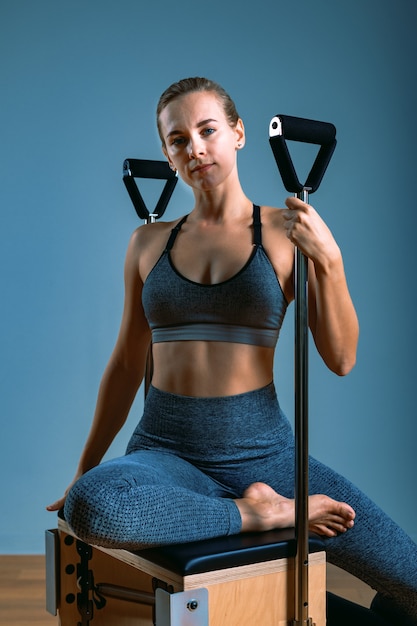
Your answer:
[235,482,355,538]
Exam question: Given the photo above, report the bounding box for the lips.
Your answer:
[190,163,212,174]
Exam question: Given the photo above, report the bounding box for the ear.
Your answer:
[235,118,245,149]
[162,145,177,172]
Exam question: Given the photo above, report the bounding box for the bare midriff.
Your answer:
[151,341,274,397]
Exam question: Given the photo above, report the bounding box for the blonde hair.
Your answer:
[156,77,240,145]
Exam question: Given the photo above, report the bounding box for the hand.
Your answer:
[46,474,81,512]
[282,197,340,269]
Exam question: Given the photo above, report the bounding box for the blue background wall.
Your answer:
[1,0,416,553]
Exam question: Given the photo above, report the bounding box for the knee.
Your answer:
[63,471,116,546]
[63,466,140,547]
[63,474,97,542]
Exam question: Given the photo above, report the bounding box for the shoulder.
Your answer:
[126,216,186,282]
[130,214,187,245]
[259,204,291,245]
[259,204,286,227]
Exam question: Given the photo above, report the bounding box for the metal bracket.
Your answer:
[155,587,209,626]
[76,539,94,625]
[45,529,59,615]
[75,538,106,625]
[45,529,107,624]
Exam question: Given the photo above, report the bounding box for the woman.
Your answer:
[48,77,417,623]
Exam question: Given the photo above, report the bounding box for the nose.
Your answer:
[188,135,205,159]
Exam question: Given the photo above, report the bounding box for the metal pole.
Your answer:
[269,114,336,625]
[293,188,314,626]
[144,214,157,397]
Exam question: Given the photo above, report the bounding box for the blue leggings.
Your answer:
[65,383,417,622]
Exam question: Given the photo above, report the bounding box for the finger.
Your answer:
[285,196,308,211]
[285,197,296,209]
[282,210,294,224]
[46,497,65,512]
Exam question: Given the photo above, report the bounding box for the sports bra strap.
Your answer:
[165,214,189,252]
[253,204,262,247]
[165,205,261,251]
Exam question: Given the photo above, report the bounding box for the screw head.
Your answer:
[187,599,198,611]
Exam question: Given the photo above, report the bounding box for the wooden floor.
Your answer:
[0,555,56,626]
[0,555,376,625]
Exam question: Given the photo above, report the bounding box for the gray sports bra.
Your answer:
[142,205,288,348]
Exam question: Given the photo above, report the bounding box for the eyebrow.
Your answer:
[166,118,218,139]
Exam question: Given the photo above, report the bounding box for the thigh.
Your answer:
[64,449,243,548]
[119,449,236,497]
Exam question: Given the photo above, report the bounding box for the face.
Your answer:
[159,91,244,192]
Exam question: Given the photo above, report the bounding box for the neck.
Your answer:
[191,184,252,225]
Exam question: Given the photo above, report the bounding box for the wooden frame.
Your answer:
[47,519,326,626]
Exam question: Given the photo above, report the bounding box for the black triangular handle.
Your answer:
[269,114,336,193]
[123,159,178,221]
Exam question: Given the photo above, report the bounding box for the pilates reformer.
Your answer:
[46,115,338,626]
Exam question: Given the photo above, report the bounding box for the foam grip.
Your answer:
[270,114,336,145]
[269,114,337,193]
[123,158,175,180]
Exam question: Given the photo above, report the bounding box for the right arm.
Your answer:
[47,229,151,511]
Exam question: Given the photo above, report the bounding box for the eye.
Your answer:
[171,136,186,146]
[202,127,215,137]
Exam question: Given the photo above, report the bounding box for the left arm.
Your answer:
[283,197,359,376]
